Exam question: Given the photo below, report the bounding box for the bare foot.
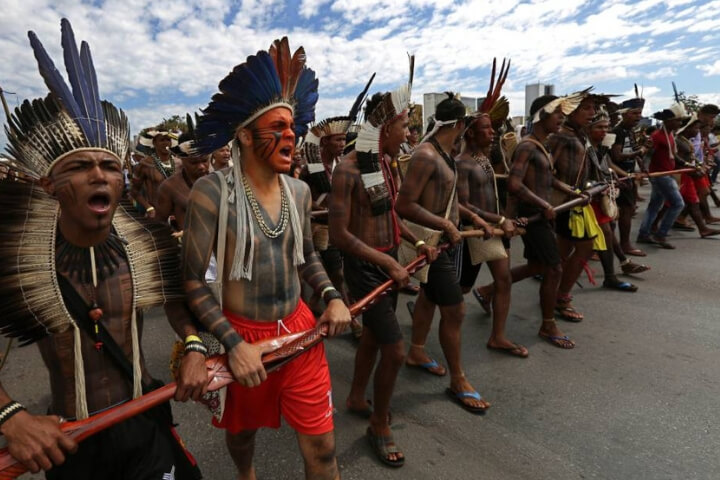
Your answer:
[486,337,529,358]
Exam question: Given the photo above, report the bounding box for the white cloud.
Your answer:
[1,0,719,150]
[698,60,720,76]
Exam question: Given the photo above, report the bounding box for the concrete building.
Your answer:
[422,92,480,133]
[525,83,555,118]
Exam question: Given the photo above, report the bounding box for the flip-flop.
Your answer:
[555,305,583,322]
[623,248,647,257]
[602,280,638,292]
[444,388,489,415]
[486,342,529,358]
[538,331,575,349]
[621,261,650,275]
[366,427,404,468]
[472,289,492,315]
[406,358,447,376]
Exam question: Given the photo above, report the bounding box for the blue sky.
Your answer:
[1,0,719,148]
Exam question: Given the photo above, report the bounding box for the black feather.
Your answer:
[348,73,375,124]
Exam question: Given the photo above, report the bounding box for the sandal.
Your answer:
[538,330,575,349]
[622,248,647,257]
[602,279,638,292]
[366,427,404,468]
[621,260,650,275]
[555,296,584,322]
[486,342,529,358]
[472,289,492,315]
[444,388,489,415]
[405,358,447,376]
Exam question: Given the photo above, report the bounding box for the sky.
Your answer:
[1,0,720,148]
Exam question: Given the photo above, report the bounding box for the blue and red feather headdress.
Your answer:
[196,37,319,154]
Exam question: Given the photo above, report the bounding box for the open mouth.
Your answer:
[279,145,293,158]
[88,192,111,214]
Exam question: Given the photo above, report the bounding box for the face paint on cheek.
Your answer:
[252,128,283,161]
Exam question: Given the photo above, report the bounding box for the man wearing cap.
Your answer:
[637,103,688,249]
[611,97,647,256]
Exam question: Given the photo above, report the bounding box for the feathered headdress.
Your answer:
[312,73,376,139]
[171,114,202,158]
[0,19,179,421]
[195,37,319,153]
[4,18,130,179]
[531,87,593,124]
[364,54,414,129]
[467,58,510,130]
[353,54,415,217]
[136,128,179,155]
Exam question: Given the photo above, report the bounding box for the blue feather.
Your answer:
[60,18,99,145]
[27,30,87,137]
[80,40,106,146]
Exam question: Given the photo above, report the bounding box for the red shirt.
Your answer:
[649,127,676,173]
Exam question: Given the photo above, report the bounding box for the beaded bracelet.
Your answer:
[0,401,26,429]
[184,334,203,345]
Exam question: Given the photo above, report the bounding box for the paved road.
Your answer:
[4,192,720,479]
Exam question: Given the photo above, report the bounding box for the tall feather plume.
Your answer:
[480,58,511,114]
[28,30,88,139]
[634,83,640,99]
[186,113,195,139]
[270,37,291,99]
[672,81,680,103]
[60,19,99,146]
[348,73,375,123]
[79,40,106,146]
[287,46,306,101]
[408,53,415,90]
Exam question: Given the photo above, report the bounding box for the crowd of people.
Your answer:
[0,19,718,480]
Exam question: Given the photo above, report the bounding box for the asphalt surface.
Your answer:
[4,187,720,479]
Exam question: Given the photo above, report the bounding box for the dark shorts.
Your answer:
[46,412,191,480]
[319,245,343,273]
[344,252,402,345]
[459,236,510,289]
[616,183,636,207]
[555,209,597,241]
[522,220,562,266]
[422,246,464,306]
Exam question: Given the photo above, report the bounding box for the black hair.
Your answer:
[435,92,466,122]
[364,92,386,121]
[699,104,720,115]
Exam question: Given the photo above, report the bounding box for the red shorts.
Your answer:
[694,174,710,191]
[680,174,699,204]
[591,199,613,225]
[214,301,334,435]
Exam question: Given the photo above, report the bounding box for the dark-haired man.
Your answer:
[156,133,211,232]
[396,94,492,413]
[611,97,647,256]
[330,89,434,466]
[130,130,180,218]
[505,94,579,349]
[547,92,595,323]
[637,103,688,249]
